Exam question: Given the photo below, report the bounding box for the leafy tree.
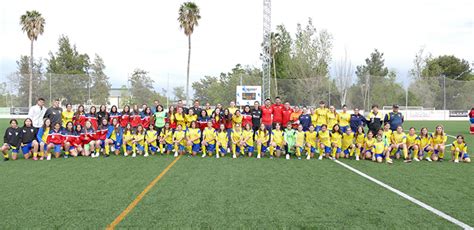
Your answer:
[172,86,185,101]
[20,10,45,106]
[178,2,201,106]
[90,54,111,105]
[13,56,44,106]
[422,55,472,80]
[46,35,90,104]
[128,69,164,106]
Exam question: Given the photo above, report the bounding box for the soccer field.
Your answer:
[0,120,472,229]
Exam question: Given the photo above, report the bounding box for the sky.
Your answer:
[1,0,473,97]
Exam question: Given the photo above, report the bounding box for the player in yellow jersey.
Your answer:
[418,127,434,161]
[174,107,186,128]
[159,123,174,155]
[305,125,317,160]
[184,109,198,128]
[133,125,146,157]
[310,108,318,128]
[373,134,390,163]
[363,131,375,160]
[406,127,420,161]
[255,123,270,159]
[230,123,244,158]
[451,135,470,163]
[232,110,243,128]
[145,124,158,156]
[270,123,284,158]
[314,101,329,131]
[354,126,365,161]
[186,121,201,157]
[172,124,186,157]
[122,123,135,157]
[317,124,332,160]
[331,124,343,159]
[338,105,351,133]
[61,103,74,127]
[382,123,393,154]
[242,123,255,157]
[391,126,410,162]
[201,121,216,157]
[294,124,305,159]
[341,127,355,159]
[432,125,447,162]
[215,124,229,158]
[327,106,338,131]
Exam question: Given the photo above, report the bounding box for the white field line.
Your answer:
[334,159,473,230]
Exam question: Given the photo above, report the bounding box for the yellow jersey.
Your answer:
[230,129,243,143]
[315,108,329,126]
[272,130,284,145]
[173,130,186,145]
[186,128,201,144]
[123,131,134,145]
[432,133,447,145]
[256,130,269,145]
[364,137,375,151]
[391,132,406,144]
[295,131,305,146]
[228,107,238,115]
[145,130,158,146]
[342,133,354,149]
[383,130,393,142]
[202,127,216,144]
[318,130,331,146]
[419,135,433,149]
[62,110,74,127]
[242,130,254,146]
[338,112,351,127]
[355,133,365,145]
[373,141,386,154]
[184,114,197,128]
[311,114,318,127]
[305,131,317,147]
[174,113,186,128]
[327,112,338,130]
[232,115,243,128]
[216,131,228,147]
[134,132,145,146]
[160,129,173,144]
[41,127,50,142]
[331,131,342,147]
[451,141,467,152]
[110,129,117,141]
[406,134,419,146]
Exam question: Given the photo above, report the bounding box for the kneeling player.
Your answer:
[451,135,470,163]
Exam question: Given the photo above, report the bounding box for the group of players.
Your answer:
[1,97,470,163]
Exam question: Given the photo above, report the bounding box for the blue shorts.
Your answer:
[344,148,351,155]
[8,144,19,153]
[366,150,373,155]
[245,145,254,153]
[260,145,268,153]
[53,144,62,153]
[334,147,341,154]
[375,153,384,158]
[205,143,216,152]
[100,140,106,148]
[423,146,430,152]
[166,143,173,151]
[126,145,133,151]
[177,144,185,151]
[113,140,122,149]
[192,143,201,152]
[308,146,316,153]
[340,126,349,133]
[21,142,34,154]
[324,146,332,154]
[149,145,158,152]
[470,118,474,124]
[459,152,469,159]
[219,146,227,154]
[136,144,145,152]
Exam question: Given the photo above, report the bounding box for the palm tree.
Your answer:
[20,10,45,107]
[178,2,200,106]
[270,32,281,96]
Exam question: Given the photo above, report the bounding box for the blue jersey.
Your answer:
[299,114,312,131]
[384,112,404,131]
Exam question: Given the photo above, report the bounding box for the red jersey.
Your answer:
[271,103,284,124]
[120,113,130,127]
[141,114,152,129]
[72,133,82,147]
[74,113,87,127]
[261,106,273,126]
[47,130,64,145]
[109,112,121,124]
[130,112,141,128]
[86,113,98,130]
[197,121,208,130]
[282,108,293,127]
[242,113,252,128]
[81,128,96,145]
[469,110,474,118]
[97,126,108,140]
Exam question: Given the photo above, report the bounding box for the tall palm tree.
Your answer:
[178,2,200,106]
[20,10,45,107]
[270,32,281,96]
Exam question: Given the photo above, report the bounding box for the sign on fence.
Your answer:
[236,86,261,106]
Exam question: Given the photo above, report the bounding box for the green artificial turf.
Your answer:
[0,119,472,229]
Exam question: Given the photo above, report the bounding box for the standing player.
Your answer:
[109,105,121,124]
[367,105,383,134]
[120,106,131,128]
[251,101,262,131]
[384,105,404,132]
[282,102,293,130]
[62,104,74,127]
[338,105,351,133]
[271,97,284,128]
[314,101,329,131]
[261,99,273,133]
[327,106,339,131]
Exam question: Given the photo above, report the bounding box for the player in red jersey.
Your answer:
[282,102,293,130]
[261,98,273,131]
[271,97,284,127]
[120,105,131,128]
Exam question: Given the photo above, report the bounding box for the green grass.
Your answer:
[0,119,472,228]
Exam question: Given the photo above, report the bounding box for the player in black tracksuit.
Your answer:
[19,118,38,160]
[1,119,21,161]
